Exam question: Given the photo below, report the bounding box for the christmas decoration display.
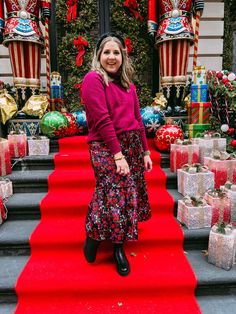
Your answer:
[204,189,231,225]
[220,182,236,224]
[0,178,13,200]
[177,196,212,229]
[50,72,64,100]
[148,0,205,113]
[0,196,7,225]
[184,123,211,138]
[7,119,41,137]
[204,151,236,188]
[192,65,207,85]
[0,0,51,102]
[73,35,88,67]
[177,164,214,197]
[0,88,17,124]
[28,136,50,156]
[0,138,11,176]
[208,223,235,271]
[191,84,208,103]
[170,140,199,172]
[207,70,236,126]
[192,134,227,163]
[154,121,184,152]
[7,132,27,158]
[140,106,165,137]
[188,102,212,124]
[40,112,69,138]
[123,0,143,21]
[72,109,87,135]
[19,95,49,118]
[66,0,77,22]
[61,110,78,136]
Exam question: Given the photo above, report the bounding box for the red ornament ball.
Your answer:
[62,112,78,137]
[154,124,184,151]
[230,139,236,148]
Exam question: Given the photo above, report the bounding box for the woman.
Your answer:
[82,33,152,276]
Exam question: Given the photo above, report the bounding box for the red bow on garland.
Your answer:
[123,0,143,21]
[73,82,84,103]
[73,36,88,67]
[124,37,133,55]
[67,0,77,22]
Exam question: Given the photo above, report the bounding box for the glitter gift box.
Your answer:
[0,196,7,225]
[203,152,236,188]
[191,84,208,102]
[208,224,235,270]
[220,183,236,224]
[0,138,12,176]
[177,197,212,229]
[193,136,226,164]
[7,133,27,158]
[204,190,231,225]
[0,178,13,199]
[189,102,212,124]
[28,136,50,156]
[177,164,214,197]
[170,140,199,172]
[184,123,211,138]
[192,66,207,85]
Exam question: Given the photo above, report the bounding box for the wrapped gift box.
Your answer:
[184,124,211,138]
[177,197,212,229]
[220,183,236,224]
[0,196,7,225]
[0,138,12,176]
[177,164,214,197]
[0,178,13,199]
[191,84,208,102]
[170,140,199,172]
[189,102,211,124]
[193,136,226,164]
[28,136,50,156]
[7,133,27,158]
[203,152,236,188]
[7,118,41,136]
[208,223,235,270]
[192,66,207,85]
[204,190,231,225]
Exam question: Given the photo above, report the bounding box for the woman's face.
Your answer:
[100,41,122,75]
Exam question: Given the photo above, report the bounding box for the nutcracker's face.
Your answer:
[100,41,122,76]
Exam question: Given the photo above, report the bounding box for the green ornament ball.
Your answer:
[40,111,69,138]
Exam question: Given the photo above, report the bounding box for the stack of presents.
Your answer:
[170,65,236,271]
[0,133,50,225]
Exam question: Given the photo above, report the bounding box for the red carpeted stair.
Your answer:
[15,136,201,313]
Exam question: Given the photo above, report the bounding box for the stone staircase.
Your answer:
[0,141,236,314]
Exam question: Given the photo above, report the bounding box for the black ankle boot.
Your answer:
[83,236,100,263]
[113,244,130,276]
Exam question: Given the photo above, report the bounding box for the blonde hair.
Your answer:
[91,36,134,90]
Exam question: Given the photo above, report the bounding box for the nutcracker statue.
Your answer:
[148,0,204,114]
[0,0,51,106]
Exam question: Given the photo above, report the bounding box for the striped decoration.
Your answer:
[191,102,212,124]
[44,18,51,106]
[193,11,201,68]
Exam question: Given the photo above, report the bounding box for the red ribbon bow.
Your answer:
[73,36,88,67]
[73,82,83,103]
[123,0,143,21]
[67,0,77,22]
[124,37,133,55]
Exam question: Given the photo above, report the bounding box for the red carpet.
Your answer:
[15,136,201,313]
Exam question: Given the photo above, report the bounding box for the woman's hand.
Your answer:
[144,155,152,172]
[114,153,130,176]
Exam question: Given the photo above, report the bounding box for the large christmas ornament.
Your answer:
[72,109,88,134]
[154,124,184,152]
[140,106,165,137]
[40,112,69,138]
[61,109,78,136]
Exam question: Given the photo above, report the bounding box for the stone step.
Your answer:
[197,295,236,314]
[11,153,55,171]
[6,192,46,220]
[0,303,16,314]
[6,170,52,193]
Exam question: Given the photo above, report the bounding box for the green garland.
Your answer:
[56,0,153,111]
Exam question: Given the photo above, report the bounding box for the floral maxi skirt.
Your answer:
[86,130,151,243]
